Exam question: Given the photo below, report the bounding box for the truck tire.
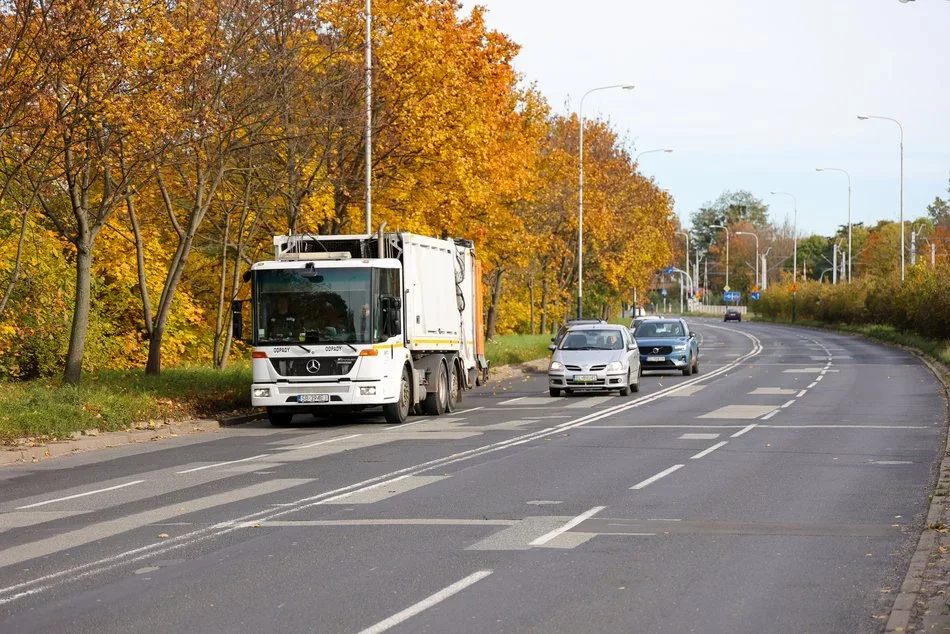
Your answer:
[267,408,293,427]
[423,362,448,416]
[446,362,462,412]
[383,366,411,424]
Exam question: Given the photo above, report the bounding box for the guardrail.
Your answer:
[689,304,747,315]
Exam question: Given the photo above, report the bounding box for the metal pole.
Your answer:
[364,0,372,234]
[576,84,633,319]
[858,115,904,280]
[832,244,838,284]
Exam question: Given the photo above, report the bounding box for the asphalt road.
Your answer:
[0,319,946,633]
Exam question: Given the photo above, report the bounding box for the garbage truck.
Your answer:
[235,229,489,426]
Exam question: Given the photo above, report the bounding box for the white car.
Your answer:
[548,324,641,397]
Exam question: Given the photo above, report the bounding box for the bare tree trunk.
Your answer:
[540,277,548,334]
[65,239,93,384]
[125,188,154,339]
[0,205,30,317]
[212,216,230,367]
[528,278,535,335]
[485,268,504,340]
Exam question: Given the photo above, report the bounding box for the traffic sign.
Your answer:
[664,267,675,274]
[723,291,741,302]
[750,292,761,301]
[723,285,731,292]
[661,289,668,296]
[790,282,799,293]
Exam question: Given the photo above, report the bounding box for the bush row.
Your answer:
[753,263,950,340]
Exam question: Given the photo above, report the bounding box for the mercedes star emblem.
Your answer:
[652,347,660,354]
[306,359,321,374]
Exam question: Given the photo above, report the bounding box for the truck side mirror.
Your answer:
[231,300,244,341]
[379,295,402,339]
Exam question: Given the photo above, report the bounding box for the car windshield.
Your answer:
[253,268,373,345]
[559,329,625,350]
[635,321,685,338]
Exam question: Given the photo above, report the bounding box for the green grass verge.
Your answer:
[749,315,950,368]
[486,334,552,367]
[0,363,252,444]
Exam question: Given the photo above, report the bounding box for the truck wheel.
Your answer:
[446,362,462,412]
[383,366,411,424]
[423,362,448,415]
[267,409,293,427]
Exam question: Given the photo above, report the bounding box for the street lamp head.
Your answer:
[857,115,869,120]
[662,149,673,153]
[621,85,635,90]
[815,168,824,172]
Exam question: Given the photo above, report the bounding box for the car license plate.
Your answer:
[297,394,330,403]
[573,374,597,383]
[646,356,666,362]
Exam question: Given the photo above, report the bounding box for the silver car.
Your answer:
[548,324,641,397]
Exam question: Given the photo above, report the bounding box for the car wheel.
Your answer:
[383,366,412,424]
[423,362,448,415]
[446,362,462,412]
[632,374,640,392]
[549,388,561,397]
[267,408,293,427]
[619,373,631,397]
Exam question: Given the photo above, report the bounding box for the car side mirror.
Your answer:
[231,300,244,341]
[627,343,637,351]
[689,332,695,338]
[548,344,556,352]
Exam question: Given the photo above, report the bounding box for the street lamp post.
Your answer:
[635,148,673,163]
[364,0,372,233]
[815,167,852,283]
[770,191,798,282]
[710,224,730,290]
[676,231,690,299]
[577,84,635,319]
[858,114,904,281]
[734,231,759,288]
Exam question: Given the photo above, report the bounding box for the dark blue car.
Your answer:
[633,318,699,376]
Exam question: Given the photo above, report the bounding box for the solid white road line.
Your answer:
[16,481,145,510]
[691,441,728,460]
[452,406,484,415]
[731,424,757,438]
[176,454,269,474]
[358,570,493,634]
[631,465,685,490]
[295,434,362,449]
[530,506,606,546]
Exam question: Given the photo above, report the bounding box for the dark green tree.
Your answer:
[690,190,770,253]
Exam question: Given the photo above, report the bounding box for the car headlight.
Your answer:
[605,361,625,371]
[672,343,688,351]
[549,361,564,372]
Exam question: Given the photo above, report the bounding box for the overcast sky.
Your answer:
[473,0,949,237]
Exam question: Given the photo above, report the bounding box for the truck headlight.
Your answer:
[549,361,564,372]
[605,361,625,371]
[673,343,688,351]
[253,388,271,398]
[359,386,377,396]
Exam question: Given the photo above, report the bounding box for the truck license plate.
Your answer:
[297,394,330,403]
[646,356,666,362]
[573,374,597,383]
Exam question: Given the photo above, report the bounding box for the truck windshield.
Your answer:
[253,268,373,345]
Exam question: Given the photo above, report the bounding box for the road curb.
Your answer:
[217,411,266,427]
[884,349,950,633]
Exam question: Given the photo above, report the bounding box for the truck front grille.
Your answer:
[270,357,357,377]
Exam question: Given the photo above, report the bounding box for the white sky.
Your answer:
[473,0,950,237]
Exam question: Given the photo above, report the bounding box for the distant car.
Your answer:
[548,324,641,396]
[634,318,699,376]
[551,319,607,350]
[630,314,660,330]
[724,307,741,322]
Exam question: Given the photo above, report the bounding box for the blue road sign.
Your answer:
[664,267,675,274]
[723,291,741,302]
[661,289,668,297]
[750,292,761,301]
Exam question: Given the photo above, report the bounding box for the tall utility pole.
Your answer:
[577,84,634,318]
[364,0,373,233]
[676,231,690,300]
[858,114,904,281]
[710,224,730,290]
